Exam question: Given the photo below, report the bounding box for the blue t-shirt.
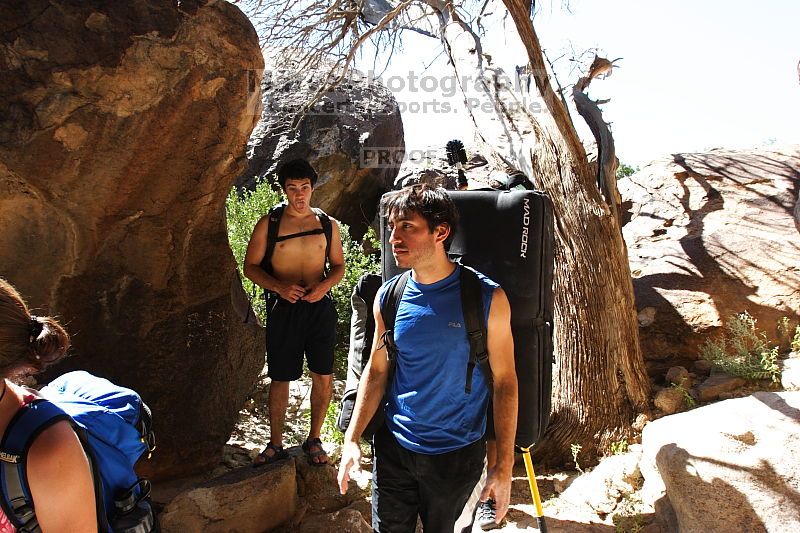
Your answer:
[377,264,498,454]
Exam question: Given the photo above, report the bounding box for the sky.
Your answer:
[351,0,800,166]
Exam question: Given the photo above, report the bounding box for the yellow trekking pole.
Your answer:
[520,445,547,532]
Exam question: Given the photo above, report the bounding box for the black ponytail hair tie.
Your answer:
[29,315,44,343]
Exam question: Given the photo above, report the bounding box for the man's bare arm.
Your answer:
[303,218,346,302]
[482,287,518,523]
[243,216,306,302]
[337,297,391,493]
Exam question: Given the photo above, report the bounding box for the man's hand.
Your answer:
[277,283,307,303]
[337,439,363,495]
[301,282,329,303]
[480,466,512,524]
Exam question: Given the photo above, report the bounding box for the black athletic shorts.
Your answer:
[266,294,337,381]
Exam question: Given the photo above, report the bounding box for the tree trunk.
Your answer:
[434,1,650,464]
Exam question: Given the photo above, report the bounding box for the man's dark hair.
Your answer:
[277,158,318,189]
[381,184,459,251]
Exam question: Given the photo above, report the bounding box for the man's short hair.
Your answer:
[277,159,318,189]
[381,184,459,251]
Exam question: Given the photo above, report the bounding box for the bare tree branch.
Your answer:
[542,48,573,128]
[573,55,621,225]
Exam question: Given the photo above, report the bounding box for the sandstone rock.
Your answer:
[641,392,800,532]
[619,147,800,376]
[296,453,354,513]
[296,508,372,533]
[0,0,264,477]
[632,413,651,432]
[395,146,501,191]
[638,306,657,327]
[654,387,686,414]
[394,145,525,194]
[696,372,746,402]
[237,59,403,238]
[160,459,298,533]
[552,471,579,494]
[559,451,643,516]
[690,359,713,376]
[780,358,800,391]
[664,366,690,387]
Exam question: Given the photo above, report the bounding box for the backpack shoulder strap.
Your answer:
[380,271,411,349]
[460,266,491,394]
[0,398,72,532]
[312,208,333,265]
[378,271,411,385]
[262,203,286,275]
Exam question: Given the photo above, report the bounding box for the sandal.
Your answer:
[301,437,329,466]
[253,442,289,467]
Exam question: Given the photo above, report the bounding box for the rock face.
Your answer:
[394,145,525,192]
[160,460,298,533]
[653,387,686,415]
[558,450,643,517]
[781,357,800,390]
[160,448,370,532]
[641,391,800,532]
[237,61,404,239]
[0,0,264,477]
[695,372,746,402]
[619,147,800,375]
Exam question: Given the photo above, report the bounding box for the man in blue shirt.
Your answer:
[338,185,518,531]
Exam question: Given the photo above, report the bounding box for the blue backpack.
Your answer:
[0,371,157,533]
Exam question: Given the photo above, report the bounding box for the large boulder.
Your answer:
[619,147,800,375]
[558,449,643,517]
[160,460,298,533]
[0,0,264,477]
[159,447,370,532]
[641,391,800,532]
[237,60,404,239]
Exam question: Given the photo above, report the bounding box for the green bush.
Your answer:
[616,163,639,180]
[700,312,781,382]
[225,177,283,320]
[225,178,380,372]
[609,439,629,455]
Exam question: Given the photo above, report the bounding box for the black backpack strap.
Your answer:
[379,271,411,387]
[261,203,286,276]
[136,401,156,459]
[460,266,491,394]
[312,208,333,270]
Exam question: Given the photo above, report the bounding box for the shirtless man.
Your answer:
[244,159,345,466]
